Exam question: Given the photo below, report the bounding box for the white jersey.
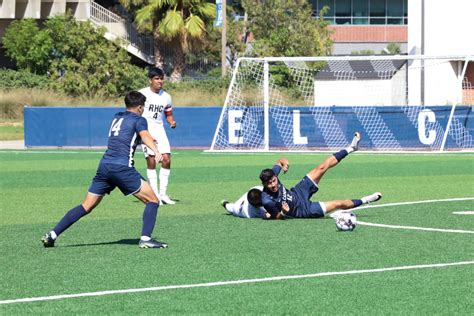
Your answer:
[139,87,173,126]
[225,186,267,218]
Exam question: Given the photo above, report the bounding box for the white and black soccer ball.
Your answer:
[335,212,357,231]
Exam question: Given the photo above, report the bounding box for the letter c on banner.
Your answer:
[418,109,436,145]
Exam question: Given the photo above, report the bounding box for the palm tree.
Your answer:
[120,0,216,82]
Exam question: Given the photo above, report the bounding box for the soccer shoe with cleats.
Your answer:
[139,239,168,249]
[364,192,382,204]
[350,132,361,152]
[41,233,55,248]
[159,194,176,205]
[220,200,229,208]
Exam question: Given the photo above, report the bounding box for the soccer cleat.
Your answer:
[350,132,361,151]
[220,200,229,208]
[364,192,383,204]
[159,194,176,205]
[139,239,168,249]
[41,232,55,248]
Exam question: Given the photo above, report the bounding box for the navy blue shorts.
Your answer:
[290,176,325,218]
[88,163,144,196]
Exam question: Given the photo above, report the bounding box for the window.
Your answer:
[370,0,386,17]
[335,0,351,24]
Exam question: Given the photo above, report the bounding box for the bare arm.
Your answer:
[166,113,176,128]
[276,157,289,174]
[139,130,163,163]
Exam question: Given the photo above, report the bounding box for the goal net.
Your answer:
[209,55,474,152]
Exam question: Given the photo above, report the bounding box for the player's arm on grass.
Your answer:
[139,130,163,163]
[262,200,286,220]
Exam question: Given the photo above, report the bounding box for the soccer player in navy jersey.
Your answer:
[41,91,168,249]
[260,133,382,220]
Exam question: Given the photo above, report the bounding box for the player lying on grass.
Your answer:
[221,186,270,219]
[41,91,168,249]
[260,132,382,219]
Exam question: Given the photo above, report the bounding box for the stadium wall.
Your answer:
[24,107,221,148]
[24,106,474,150]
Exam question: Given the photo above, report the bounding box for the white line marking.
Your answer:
[453,211,474,215]
[357,221,474,234]
[355,197,474,233]
[356,197,474,210]
[1,261,473,305]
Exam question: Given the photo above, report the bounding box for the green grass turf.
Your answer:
[0,150,473,314]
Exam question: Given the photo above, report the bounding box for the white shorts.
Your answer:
[141,124,171,157]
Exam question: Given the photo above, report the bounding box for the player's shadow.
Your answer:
[65,239,140,247]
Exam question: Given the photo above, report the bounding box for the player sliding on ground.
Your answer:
[221,186,270,219]
[41,91,168,249]
[260,132,382,219]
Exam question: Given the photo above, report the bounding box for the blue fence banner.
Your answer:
[24,106,221,148]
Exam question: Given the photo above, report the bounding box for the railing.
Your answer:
[89,2,154,63]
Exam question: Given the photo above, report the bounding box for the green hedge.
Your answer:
[0,68,53,90]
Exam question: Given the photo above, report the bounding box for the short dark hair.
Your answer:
[247,188,262,207]
[148,67,165,79]
[259,168,275,185]
[124,91,146,108]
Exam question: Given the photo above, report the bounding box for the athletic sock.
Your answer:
[333,149,349,162]
[52,205,88,237]
[159,168,171,196]
[141,202,159,238]
[345,146,355,154]
[147,169,159,197]
[140,236,151,242]
[351,199,363,208]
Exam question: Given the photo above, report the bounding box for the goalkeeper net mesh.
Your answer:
[210,56,474,152]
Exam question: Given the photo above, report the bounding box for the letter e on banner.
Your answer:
[228,110,243,144]
[418,109,436,145]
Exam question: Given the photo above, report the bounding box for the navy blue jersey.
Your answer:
[101,111,148,167]
[261,165,299,218]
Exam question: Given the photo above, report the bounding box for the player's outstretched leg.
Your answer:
[41,193,100,248]
[325,192,383,216]
[308,132,361,184]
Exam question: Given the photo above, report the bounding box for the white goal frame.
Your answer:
[209,55,474,153]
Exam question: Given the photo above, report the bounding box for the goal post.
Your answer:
[209,55,474,152]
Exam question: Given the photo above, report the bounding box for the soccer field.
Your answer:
[0,150,473,314]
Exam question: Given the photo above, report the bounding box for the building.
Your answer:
[310,0,408,55]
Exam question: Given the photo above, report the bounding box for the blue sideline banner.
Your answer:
[24,106,474,150]
[24,107,221,148]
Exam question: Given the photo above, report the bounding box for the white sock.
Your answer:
[159,168,171,196]
[147,169,159,197]
[50,231,57,240]
[225,203,234,212]
[140,236,151,241]
[345,146,354,154]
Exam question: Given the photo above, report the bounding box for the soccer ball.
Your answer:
[335,212,357,231]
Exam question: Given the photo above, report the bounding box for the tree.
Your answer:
[120,0,216,82]
[2,14,146,97]
[241,0,333,57]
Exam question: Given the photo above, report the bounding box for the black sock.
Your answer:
[142,202,159,238]
[352,199,363,207]
[53,205,88,236]
[333,149,349,162]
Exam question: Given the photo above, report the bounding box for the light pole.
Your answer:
[221,0,227,77]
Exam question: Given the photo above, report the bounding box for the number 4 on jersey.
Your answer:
[108,118,124,136]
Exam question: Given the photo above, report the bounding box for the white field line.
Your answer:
[357,221,474,234]
[453,211,474,215]
[1,261,473,305]
[356,197,474,210]
[355,197,474,233]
